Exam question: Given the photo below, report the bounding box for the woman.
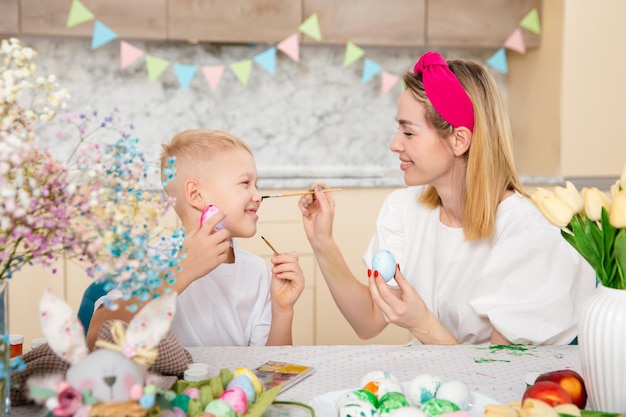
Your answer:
[298,51,595,345]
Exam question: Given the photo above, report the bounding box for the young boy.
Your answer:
[87,129,305,348]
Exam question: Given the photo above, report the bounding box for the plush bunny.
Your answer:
[38,288,176,403]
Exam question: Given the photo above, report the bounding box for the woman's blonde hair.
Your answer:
[403,59,524,240]
[160,129,252,194]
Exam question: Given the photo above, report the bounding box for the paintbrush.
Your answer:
[261,236,280,255]
[261,188,343,200]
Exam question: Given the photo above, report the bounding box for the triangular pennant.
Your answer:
[298,13,322,41]
[91,21,118,50]
[520,8,541,34]
[230,60,253,86]
[361,58,382,84]
[381,71,399,94]
[254,47,277,75]
[66,0,94,28]
[120,41,145,69]
[145,55,170,81]
[343,42,365,67]
[277,33,300,62]
[174,64,198,90]
[503,28,526,54]
[202,65,225,91]
[486,48,508,74]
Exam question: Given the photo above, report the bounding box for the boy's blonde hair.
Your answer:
[160,129,253,198]
[403,59,524,241]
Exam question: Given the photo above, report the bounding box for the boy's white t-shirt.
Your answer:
[96,240,272,347]
[363,186,596,345]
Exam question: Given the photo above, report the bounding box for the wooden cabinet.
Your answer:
[0,0,542,48]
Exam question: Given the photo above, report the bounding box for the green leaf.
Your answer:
[28,386,58,399]
[614,229,626,289]
[570,216,604,279]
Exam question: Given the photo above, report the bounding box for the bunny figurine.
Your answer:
[38,287,176,403]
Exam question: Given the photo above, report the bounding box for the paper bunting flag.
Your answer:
[277,33,300,62]
[145,55,170,81]
[120,41,145,69]
[299,13,322,41]
[91,21,118,50]
[503,28,526,54]
[520,8,541,34]
[254,47,277,75]
[66,0,94,28]
[174,64,198,90]
[381,71,399,94]
[343,42,365,67]
[202,65,225,91]
[230,60,253,86]
[487,48,508,74]
[361,58,382,84]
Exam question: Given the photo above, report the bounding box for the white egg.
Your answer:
[372,250,397,282]
[406,373,443,407]
[338,398,377,417]
[388,407,428,417]
[377,377,404,398]
[435,380,472,410]
[360,370,399,388]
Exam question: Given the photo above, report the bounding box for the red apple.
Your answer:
[535,369,587,409]
[522,381,573,407]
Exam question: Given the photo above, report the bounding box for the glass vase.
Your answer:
[0,280,10,416]
[579,284,626,412]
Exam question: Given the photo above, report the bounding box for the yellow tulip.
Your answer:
[554,181,584,214]
[609,191,626,228]
[610,180,621,200]
[620,161,626,190]
[534,195,577,228]
[582,187,611,221]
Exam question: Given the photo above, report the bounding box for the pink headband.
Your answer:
[413,51,475,132]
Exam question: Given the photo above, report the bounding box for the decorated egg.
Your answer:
[388,407,428,417]
[377,378,404,398]
[372,250,397,282]
[360,370,399,388]
[336,389,378,410]
[204,399,235,417]
[435,380,471,410]
[219,387,248,414]
[420,398,459,417]
[338,398,377,417]
[200,204,225,233]
[378,391,410,417]
[232,367,264,395]
[406,373,443,407]
[226,375,256,403]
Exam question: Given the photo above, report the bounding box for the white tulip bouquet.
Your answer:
[531,164,626,290]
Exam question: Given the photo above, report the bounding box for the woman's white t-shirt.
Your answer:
[363,186,596,345]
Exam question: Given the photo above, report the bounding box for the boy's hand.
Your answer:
[175,212,231,291]
[269,252,305,311]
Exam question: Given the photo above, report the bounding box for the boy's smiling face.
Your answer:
[194,147,261,238]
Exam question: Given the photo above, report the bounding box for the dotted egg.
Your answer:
[372,250,397,282]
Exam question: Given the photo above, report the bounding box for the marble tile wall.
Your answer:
[19,36,501,189]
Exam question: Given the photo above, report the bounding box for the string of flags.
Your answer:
[66,0,540,94]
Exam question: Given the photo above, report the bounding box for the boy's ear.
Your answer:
[452,127,472,156]
[184,179,206,211]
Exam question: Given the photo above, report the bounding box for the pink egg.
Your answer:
[184,387,201,399]
[219,387,248,414]
[129,384,143,401]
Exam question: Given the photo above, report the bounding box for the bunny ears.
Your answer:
[39,288,176,366]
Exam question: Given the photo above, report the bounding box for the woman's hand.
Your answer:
[369,267,459,344]
[298,182,336,249]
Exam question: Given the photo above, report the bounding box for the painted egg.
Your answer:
[226,375,256,403]
[204,399,235,417]
[219,387,248,414]
[378,392,410,417]
[200,204,225,233]
[336,389,378,410]
[435,380,471,410]
[338,399,377,417]
[362,380,380,397]
[388,407,429,417]
[232,367,264,395]
[406,374,443,407]
[360,370,399,388]
[420,398,460,417]
[372,250,397,282]
[377,377,404,399]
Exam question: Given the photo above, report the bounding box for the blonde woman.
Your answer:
[299,52,595,345]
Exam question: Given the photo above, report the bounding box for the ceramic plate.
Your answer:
[308,385,501,417]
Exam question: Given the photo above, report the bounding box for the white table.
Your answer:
[12,344,581,416]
